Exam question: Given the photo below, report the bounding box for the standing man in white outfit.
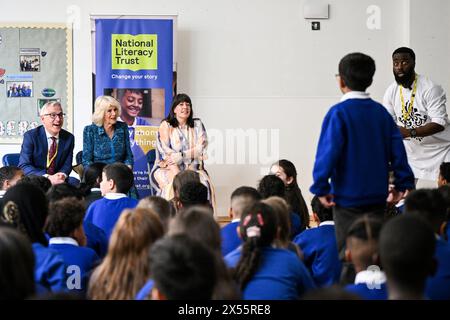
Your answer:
[383,47,450,186]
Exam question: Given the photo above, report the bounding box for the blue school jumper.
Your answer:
[293,221,341,287]
[221,220,241,256]
[32,242,67,292]
[444,221,449,242]
[345,269,388,300]
[425,237,450,299]
[135,279,154,300]
[84,193,138,239]
[290,212,302,239]
[225,246,316,300]
[310,92,414,208]
[49,237,99,293]
[83,221,108,258]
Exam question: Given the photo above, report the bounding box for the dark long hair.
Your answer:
[0,227,35,299]
[234,202,277,291]
[1,183,49,245]
[79,162,106,196]
[169,206,239,299]
[277,160,310,230]
[164,93,194,128]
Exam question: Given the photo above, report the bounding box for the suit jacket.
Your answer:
[18,125,74,176]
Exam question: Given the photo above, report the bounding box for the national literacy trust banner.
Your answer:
[94,18,173,198]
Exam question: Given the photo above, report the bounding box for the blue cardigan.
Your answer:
[310,96,414,208]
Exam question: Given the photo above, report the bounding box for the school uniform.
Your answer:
[85,187,102,208]
[396,199,405,214]
[444,221,450,242]
[220,219,241,256]
[425,237,450,299]
[225,246,316,300]
[135,279,154,300]
[84,193,138,239]
[290,212,302,239]
[32,242,67,292]
[345,269,388,300]
[49,237,99,293]
[293,221,341,287]
[310,92,415,255]
[83,221,108,258]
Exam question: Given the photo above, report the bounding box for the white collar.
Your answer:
[354,268,386,286]
[118,117,135,127]
[104,192,127,200]
[319,221,335,227]
[395,198,405,208]
[340,91,370,102]
[49,237,79,246]
[0,190,6,197]
[91,187,101,192]
[231,218,240,223]
[44,129,59,140]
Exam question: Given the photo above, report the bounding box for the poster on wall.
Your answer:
[0,23,73,143]
[92,17,175,198]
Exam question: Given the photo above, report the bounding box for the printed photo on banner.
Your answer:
[104,88,165,126]
[6,81,33,97]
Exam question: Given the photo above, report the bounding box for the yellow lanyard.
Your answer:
[400,74,418,122]
[46,139,58,168]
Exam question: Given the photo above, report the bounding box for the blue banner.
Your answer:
[95,18,173,198]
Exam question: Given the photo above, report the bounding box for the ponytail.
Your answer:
[233,202,277,290]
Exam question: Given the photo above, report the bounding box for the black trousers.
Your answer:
[333,204,386,284]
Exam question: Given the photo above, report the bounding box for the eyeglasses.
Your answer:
[43,112,65,119]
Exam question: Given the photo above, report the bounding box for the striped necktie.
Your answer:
[47,136,57,175]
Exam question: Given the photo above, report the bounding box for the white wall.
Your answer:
[409,0,450,92]
[1,0,448,215]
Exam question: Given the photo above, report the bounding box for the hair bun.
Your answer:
[3,201,19,224]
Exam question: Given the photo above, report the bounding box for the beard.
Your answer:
[394,68,415,88]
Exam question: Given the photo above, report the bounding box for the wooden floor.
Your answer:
[216,216,231,227]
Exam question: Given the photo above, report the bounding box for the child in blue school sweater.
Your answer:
[221,186,261,256]
[344,216,387,300]
[225,202,315,300]
[46,182,109,259]
[46,197,99,294]
[84,163,138,240]
[1,183,67,293]
[405,189,450,299]
[258,175,302,239]
[293,196,341,287]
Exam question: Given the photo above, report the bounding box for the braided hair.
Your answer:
[233,202,277,291]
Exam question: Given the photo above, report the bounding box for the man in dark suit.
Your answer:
[18,101,74,185]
